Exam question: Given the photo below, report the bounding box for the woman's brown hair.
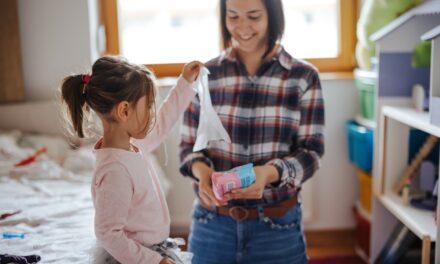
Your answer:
[220,0,285,59]
[61,56,156,138]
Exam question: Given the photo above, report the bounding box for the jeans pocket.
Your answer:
[262,203,302,230]
[192,204,216,224]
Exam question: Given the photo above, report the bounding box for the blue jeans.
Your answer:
[188,201,308,264]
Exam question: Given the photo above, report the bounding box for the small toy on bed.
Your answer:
[14,147,47,167]
[2,232,25,239]
[0,210,21,220]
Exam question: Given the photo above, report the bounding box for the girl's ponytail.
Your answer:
[61,75,88,138]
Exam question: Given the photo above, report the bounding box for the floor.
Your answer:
[308,256,366,264]
[308,245,357,259]
[172,228,366,262]
[305,229,359,259]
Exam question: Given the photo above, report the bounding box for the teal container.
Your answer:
[354,69,377,120]
[345,120,374,172]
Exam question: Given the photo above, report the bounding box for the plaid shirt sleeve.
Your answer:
[266,69,325,189]
[179,95,214,181]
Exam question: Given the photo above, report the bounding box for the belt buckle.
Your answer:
[228,206,249,221]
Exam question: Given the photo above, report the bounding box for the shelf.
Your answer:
[382,106,440,137]
[377,192,436,241]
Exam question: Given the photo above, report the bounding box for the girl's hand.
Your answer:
[159,258,176,264]
[182,61,204,83]
[192,161,224,207]
[225,165,279,200]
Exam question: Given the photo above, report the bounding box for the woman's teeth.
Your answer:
[239,35,253,41]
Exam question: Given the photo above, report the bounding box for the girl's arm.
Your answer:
[94,164,163,264]
[135,62,202,153]
[135,77,196,153]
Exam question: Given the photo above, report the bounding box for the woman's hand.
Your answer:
[182,61,204,83]
[225,165,279,200]
[159,258,176,264]
[192,161,224,207]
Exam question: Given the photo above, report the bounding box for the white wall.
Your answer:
[305,79,360,230]
[15,0,360,231]
[18,0,100,101]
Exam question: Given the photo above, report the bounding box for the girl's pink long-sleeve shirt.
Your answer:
[91,77,196,264]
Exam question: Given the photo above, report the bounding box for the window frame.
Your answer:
[100,0,358,77]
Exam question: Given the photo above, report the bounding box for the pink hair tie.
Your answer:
[81,74,92,85]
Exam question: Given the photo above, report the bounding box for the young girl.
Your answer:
[61,56,202,264]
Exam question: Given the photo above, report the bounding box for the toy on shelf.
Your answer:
[411,84,427,112]
[412,40,431,68]
[410,161,437,211]
[356,0,423,70]
[393,135,438,194]
[402,178,411,206]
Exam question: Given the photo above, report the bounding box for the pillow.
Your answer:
[0,130,32,160]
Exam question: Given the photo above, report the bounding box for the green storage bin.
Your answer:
[354,69,377,120]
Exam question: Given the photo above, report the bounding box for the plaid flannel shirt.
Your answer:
[179,46,325,207]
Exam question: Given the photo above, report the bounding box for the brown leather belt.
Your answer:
[199,195,298,221]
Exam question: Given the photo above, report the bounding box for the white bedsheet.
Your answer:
[0,158,96,263]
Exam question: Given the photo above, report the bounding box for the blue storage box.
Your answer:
[345,120,374,172]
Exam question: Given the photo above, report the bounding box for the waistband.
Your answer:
[199,195,298,221]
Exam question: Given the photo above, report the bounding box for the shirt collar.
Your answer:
[218,44,294,71]
[93,137,142,156]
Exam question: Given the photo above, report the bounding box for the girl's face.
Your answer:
[127,95,154,139]
[225,0,269,55]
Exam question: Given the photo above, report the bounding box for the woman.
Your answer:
[179,0,324,263]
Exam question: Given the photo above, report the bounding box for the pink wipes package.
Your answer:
[212,163,256,203]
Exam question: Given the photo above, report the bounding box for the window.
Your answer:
[100,0,357,77]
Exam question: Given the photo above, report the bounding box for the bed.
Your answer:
[0,101,171,263]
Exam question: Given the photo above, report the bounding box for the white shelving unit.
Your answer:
[376,106,438,264]
[383,106,440,137]
[377,193,436,241]
[368,2,440,263]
